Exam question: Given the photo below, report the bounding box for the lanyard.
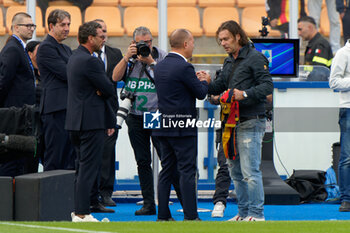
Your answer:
[12,35,35,86]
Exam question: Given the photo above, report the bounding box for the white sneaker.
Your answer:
[71,212,99,222]
[227,215,244,221]
[243,216,265,222]
[211,201,225,218]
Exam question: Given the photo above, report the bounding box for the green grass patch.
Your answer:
[1,221,350,233]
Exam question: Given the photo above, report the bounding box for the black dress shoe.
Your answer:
[101,195,116,207]
[156,217,175,222]
[135,206,156,215]
[90,202,115,213]
[339,201,350,212]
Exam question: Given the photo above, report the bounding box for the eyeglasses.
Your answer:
[17,24,36,29]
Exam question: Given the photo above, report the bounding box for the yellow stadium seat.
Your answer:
[91,0,119,6]
[120,0,157,7]
[203,7,239,37]
[6,6,46,36]
[320,7,343,37]
[124,7,158,36]
[198,0,235,7]
[0,10,6,35]
[3,0,24,7]
[48,1,73,6]
[84,6,124,36]
[167,0,197,7]
[241,6,281,38]
[237,0,265,8]
[45,6,82,36]
[167,7,203,36]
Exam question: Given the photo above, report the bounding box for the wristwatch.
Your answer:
[243,91,248,98]
[149,61,157,69]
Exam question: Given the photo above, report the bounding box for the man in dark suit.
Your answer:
[0,12,36,176]
[93,19,123,207]
[37,9,76,171]
[66,21,116,222]
[153,29,210,221]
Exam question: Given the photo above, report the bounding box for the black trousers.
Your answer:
[157,136,198,220]
[126,114,156,207]
[70,129,104,215]
[126,114,183,208]
[212,143,231,206]
[99,129,118,198]
[342,9,350,44]
[41,110,75,171]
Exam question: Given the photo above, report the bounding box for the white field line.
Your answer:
[0,222,117,233]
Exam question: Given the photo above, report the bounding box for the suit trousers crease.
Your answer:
[157,136,198,220]
[42,110,75,171]
[70,129,105,215]
[99,130,118,197]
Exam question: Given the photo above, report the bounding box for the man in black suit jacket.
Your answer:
[93,19,123,207]
[66,21,115,222]
[0,12,36,176]
[37,9,75,171]
[154,29,210,221]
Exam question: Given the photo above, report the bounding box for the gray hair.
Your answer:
[132,26,152,40]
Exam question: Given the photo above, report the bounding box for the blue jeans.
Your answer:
[338,108,350,202]
[227,118,266,218]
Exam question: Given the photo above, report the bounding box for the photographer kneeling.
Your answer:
[112,26,182,215]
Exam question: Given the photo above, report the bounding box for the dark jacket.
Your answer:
[336,0,350,12]
[208,44,273,117]
[105,45,123,113]
[304,32,333,68]
[65,45,115,131]
[0,36,35,107]
[37,34,72,114]
[154,52,208,137]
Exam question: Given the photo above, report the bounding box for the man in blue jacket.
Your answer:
[0,12,36,176]
[154,29,210,221]
[37,9,75,171]
[66,21,115,222]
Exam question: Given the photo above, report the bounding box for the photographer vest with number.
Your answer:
[123,46,167,116]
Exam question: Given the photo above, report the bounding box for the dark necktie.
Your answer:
[97,50,103,62]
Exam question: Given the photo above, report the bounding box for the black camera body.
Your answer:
[132,40,151,58]
[120,90,136,101]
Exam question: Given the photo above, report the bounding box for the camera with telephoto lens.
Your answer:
[132,40,151,59]
[116,90,136,129]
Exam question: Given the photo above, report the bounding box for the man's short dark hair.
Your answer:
[216,20,249,47]
[26,40,41,53]
[78,21,102,44]
[47,9,70,27]
[298,16,317,26]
